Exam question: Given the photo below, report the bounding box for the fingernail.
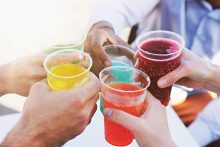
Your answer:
[158,79,167,87]
[103,108,113,118]
[104,61,111,66]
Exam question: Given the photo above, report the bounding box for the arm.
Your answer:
[2,116,48,147]
[0,64,8,96]
[88,0,159,34]
[205,64,220,94]
[2,73,101,146]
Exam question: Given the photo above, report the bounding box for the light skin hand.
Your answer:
[0,54,46,97]
[157,49,220,93]
[2,73,101,147]
[84,21,130,76]
[103,91,174,147]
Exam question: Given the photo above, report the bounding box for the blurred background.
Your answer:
[0,0,130,113]
[0,0,122,112]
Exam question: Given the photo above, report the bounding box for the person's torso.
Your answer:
[132,0,220,64]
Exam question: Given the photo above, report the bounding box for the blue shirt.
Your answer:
[161,0,220,60]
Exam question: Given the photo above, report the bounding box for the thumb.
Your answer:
[103,108,140,132]
[157,65,187,88]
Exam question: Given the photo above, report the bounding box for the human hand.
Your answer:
[2,73,101,147]
[103,91,174,147]
[157,49,216,90]
[84,21,129,76]
[3,54,46,96]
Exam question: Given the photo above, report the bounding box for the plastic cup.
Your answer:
[136,30,185,106]
[43,43,83,54]
[44,49,92,91]
[99,66,150,146]
[99,45,135,112]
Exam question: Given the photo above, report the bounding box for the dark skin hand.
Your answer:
[84,21,130,76]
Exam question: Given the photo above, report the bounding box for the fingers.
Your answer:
[141,91,165,119]
[109,34,130,48]
[134,59,139,69]
[91,32,111,66]
[87,104,98,124]
[103,108,140,132]
[157,65,188,88]
[33,67,47,79]
[90,50,105,76]
[134,51,139,59]
[141,91,162,118]
[29,80,51,95]
[34,54,46,65]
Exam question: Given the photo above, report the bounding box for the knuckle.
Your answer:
[91,41,100,51]
[181,61,190,70]
[78,126,86,135]
[31,82,42,91]
[79,110,90,124]
[29,80,37,87]
[111,110,121,120]
[70,95,85,107]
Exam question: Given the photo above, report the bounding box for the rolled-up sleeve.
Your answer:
[87,0,159,34]
[188,98,220,146]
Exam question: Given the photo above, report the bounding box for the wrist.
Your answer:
[157,136,175,147]
[2,115,52,147]
[135,127,175,147]
[205,63,220,94]
[0,63,9,96]
[90,21,114,33]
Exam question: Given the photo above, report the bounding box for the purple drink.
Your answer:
[136,31,185,106]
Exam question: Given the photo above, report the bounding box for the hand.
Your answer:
[2,73,101,147]
[3,54,46,96]
[157,49,214,90]
[84,21,129,76]
[103,91,174,147]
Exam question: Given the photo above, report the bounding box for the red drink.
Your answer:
[137,38,182,106]
[102,83,146,146]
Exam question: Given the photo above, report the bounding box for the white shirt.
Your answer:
[88,0,220,64]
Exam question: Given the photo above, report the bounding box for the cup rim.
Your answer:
[99,66,151,93]
[136,30,185,57]
[51,43,83,49]
[103,44,135,55]
[44,49,92,79]
[111,60,129,66]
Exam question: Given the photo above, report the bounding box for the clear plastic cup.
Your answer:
[99,66,150,146]
[44,49,92,91]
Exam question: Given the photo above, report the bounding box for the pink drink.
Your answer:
[137,38,182,106]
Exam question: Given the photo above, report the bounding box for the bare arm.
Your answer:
[0,64,8,96]
[2,116,49,147]
[205,64,220,94]
[2,73,101,146]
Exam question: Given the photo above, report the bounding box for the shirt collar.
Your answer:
[187,0,220,20]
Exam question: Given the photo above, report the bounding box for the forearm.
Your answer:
[0,64,8,96]
[206,64,220,94]
[2,116,60,147]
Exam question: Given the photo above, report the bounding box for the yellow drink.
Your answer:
[48,63,90,91]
